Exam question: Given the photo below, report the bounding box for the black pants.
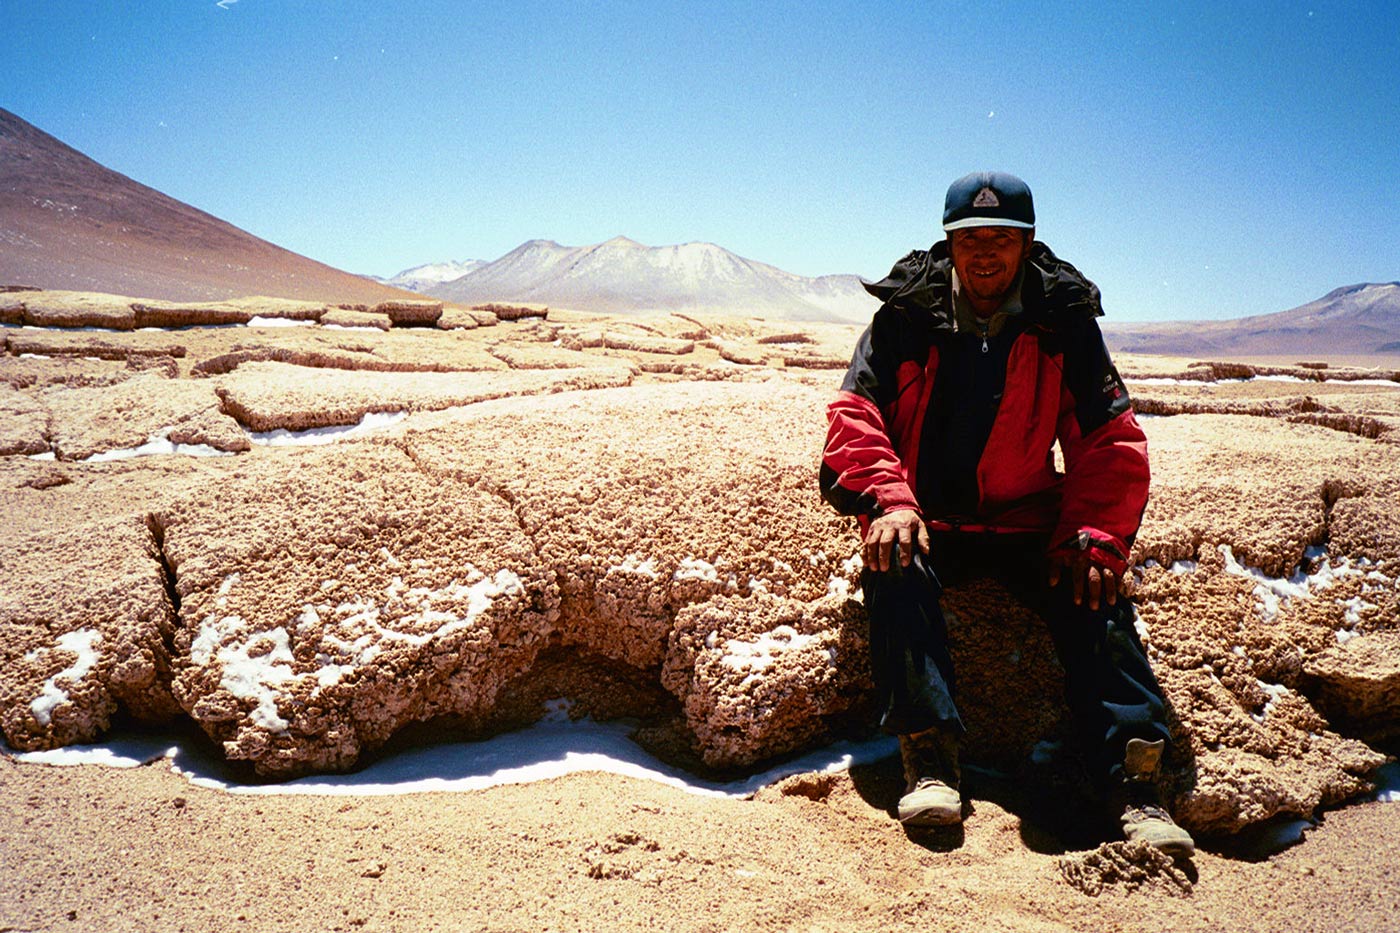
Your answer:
[861,532,1169,782]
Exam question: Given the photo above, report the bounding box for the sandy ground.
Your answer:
[2,750,1397,933]
[4,295,1400,932]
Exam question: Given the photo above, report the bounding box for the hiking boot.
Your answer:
[1118,738,1195,858]
[897,727,962,827]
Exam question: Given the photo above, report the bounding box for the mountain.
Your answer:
[426,235,879,324]
[1102,283,1400,357]
[0,108,416,303]
[382,260,487,292]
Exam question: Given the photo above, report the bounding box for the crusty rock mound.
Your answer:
[3,296,1398,842]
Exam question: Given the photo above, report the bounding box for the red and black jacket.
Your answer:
[820,241,1148,575]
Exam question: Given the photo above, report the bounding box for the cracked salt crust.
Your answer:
[27,629,102,726]
[826,577,852,600]
[1131,606,1150,643]
[1336,596,1378,644]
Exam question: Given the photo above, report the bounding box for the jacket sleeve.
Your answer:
[1049,317,1149,574]
[820,316,921,519]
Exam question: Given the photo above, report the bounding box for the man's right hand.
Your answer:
[863,509,930,572]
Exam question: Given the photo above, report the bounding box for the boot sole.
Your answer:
[898,805,963,827]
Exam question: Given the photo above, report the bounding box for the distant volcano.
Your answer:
[0,108,416,303]
[1102,283,1400,357]
[424,235,879,324]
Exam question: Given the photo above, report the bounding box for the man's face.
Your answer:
[948,226,1031,310]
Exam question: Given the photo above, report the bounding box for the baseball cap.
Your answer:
[942,171,1035,231]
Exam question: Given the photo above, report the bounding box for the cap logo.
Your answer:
[972,187,1000,208]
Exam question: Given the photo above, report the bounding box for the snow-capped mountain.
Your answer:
[425,236,879,324]
[383,260,487,292]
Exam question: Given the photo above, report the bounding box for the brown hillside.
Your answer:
[0,109,416,303]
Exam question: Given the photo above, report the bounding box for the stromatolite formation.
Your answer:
[2,289,1398,838]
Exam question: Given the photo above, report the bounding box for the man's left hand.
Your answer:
[1047,550,1128,610]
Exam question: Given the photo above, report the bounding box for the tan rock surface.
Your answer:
[0,385,48,455]
[216,361,634,432]
[2,289,1397,844]
[373,298,443,325]
[9,289,137,329]
[319,307,392,330]
[158,444,558,775]
[130,299,253,328]
[39,372,245,460]
[434,306,482,330]
[603,331,695,355]
[8,328,188,360]
[1303,631,1400,742]
[0,515,180,750]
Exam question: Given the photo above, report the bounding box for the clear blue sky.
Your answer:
[4,0,1397,321]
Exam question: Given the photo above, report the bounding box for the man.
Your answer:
[820,171,1193,857]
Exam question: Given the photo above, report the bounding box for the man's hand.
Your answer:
[864,509,929,572]
[1047,550,1130,610]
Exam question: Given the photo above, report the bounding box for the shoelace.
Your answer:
[912,777,956,792]
[1123,804,1175,825]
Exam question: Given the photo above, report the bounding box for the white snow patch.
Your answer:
[612,554,659,579]
[1220,544,1371,622]
[9,716,901,800]
[82,428,234,461]
[672,557,719,584]
[218,627,297,731]
[27,451,56,461]
[249,410,407,446]
[28,629,103,726]
[247,316,315,327]
[720,626,817,675]
[1251,680,1288,723]
[1169,559,1198,575]
[1131,606,1150,643]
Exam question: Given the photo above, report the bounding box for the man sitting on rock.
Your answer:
[820,171,1193,857]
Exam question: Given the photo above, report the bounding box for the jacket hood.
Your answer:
[862,240,1104,322]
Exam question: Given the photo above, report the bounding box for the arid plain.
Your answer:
[2,289,1398,932]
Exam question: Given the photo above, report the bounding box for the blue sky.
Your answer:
[4,0,1397,321]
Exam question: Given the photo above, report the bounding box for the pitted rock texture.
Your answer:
[40,373,246,460]
[2,293,1398,840]
[0,516,180,750]
[1058,840,1194,897]
[400,381,858,672]
[0,387,49,456]
[1303,632,1400,742]
[664,593,870,767]
[160,444,559,775]
[217,361,634,432]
